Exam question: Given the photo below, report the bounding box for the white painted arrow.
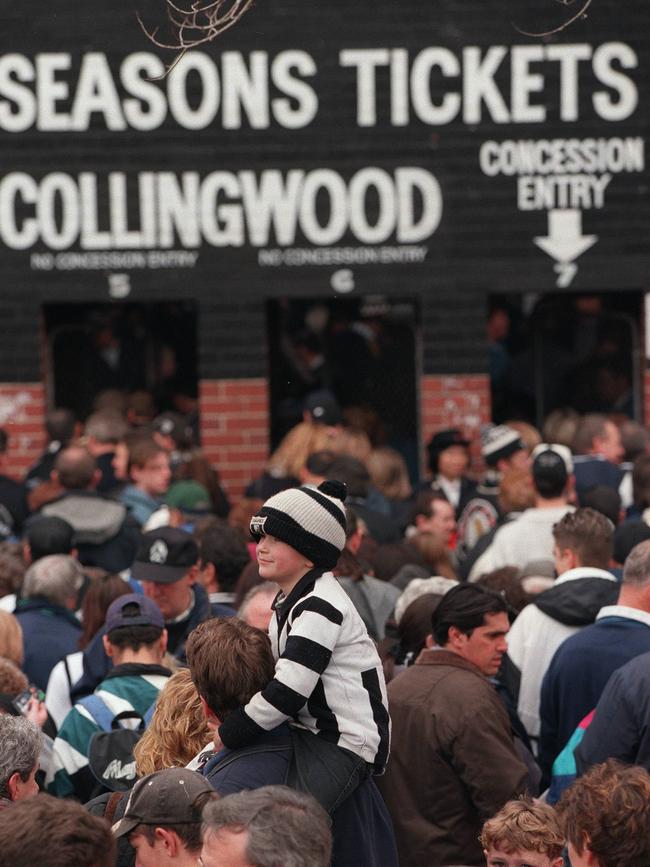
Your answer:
[534,209,597,265]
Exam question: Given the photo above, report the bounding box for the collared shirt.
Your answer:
[435,475,461,508]
[596,605,650,628]
[555,566,617,585]
[166,588,196,625]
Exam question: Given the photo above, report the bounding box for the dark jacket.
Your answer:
[347,498,402,544]
[378,649,528,867]
[417,475,477,519]
[203,724,399,867]
[0,475,29,536]
[86,792,133,867]
[534,577,619,626]
[539,612,650,779]
[573,455,624,503]
[70,584,213,702]
[40,490,140,573]
[15,597,82,691]
[456,471,501,555]
[575,650,650,774]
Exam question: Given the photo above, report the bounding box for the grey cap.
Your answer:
[112,768,213,838]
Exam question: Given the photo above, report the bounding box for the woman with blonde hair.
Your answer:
[133,668,212,776]
[245,421,341,499]
[0,610,23,667]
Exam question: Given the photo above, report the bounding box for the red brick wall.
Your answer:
[0,383,46,479]
[199,378,270,498]
[421,374,492,473]
[0,374,494,495]
[201,374,493,497]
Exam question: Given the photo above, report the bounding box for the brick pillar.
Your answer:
[421,374,491,473]
[199,378,269,499]
[0,383,46,479]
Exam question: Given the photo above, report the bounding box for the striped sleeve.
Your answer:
[219,596,344,749]
[47,705,98,799]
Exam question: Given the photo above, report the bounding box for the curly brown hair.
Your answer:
[557,760,650,867]
[480,798,563,859]
[133,669,212,776]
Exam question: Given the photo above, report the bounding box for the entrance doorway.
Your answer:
[488,291,642,427]
[43,301,199,423]
[266,295,420,481]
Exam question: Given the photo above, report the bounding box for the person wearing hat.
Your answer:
[421,428,477,518]
[468,444,575,581]
[457,424,530,557]
[48,594,171,802]
[109,768,213,867]
[217,480,390,806]
[68,527,213,706]
[303,389,343,428]
[131,527,216,654]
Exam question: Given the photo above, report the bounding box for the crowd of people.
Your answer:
[0,387,649,867]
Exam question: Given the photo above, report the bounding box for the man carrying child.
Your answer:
[216,480,390,810]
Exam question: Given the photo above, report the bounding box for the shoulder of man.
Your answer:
[205,738,292,796]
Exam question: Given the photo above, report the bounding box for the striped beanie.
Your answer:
[250,481,347,569]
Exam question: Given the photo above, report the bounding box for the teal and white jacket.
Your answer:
[47,662,171,801]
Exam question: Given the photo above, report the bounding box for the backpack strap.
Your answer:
[104,791,125,825]
[63,656,73,691]
[143,701,157,726]
[205,739,292,778]
[78,694,116,732]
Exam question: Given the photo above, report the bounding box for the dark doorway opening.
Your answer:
[43,300,199,424]
[267,295,420,481]
[488,291,642,427]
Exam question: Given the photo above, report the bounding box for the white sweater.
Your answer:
[469,505,573,581]
[219,571,391,769]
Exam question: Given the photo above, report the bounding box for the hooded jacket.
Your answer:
[41,490,140,572]
[506,568,618,741]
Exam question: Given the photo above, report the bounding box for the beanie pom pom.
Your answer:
[318,480,347,503]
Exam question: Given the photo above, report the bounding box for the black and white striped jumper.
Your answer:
[218,568,391,772]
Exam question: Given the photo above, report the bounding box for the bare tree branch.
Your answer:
[137,0,255,77]
[514,0,593,37]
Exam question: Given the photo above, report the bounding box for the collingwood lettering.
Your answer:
[0,167,442,250]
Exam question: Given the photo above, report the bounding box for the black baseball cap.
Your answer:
[152,412,193,448]
[112,768,213,838]
[304,390,343,426]
[130,527,199,584]
[531,443,573,488]
[105,593,164,632]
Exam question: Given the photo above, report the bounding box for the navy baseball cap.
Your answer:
[105,593,164,632]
